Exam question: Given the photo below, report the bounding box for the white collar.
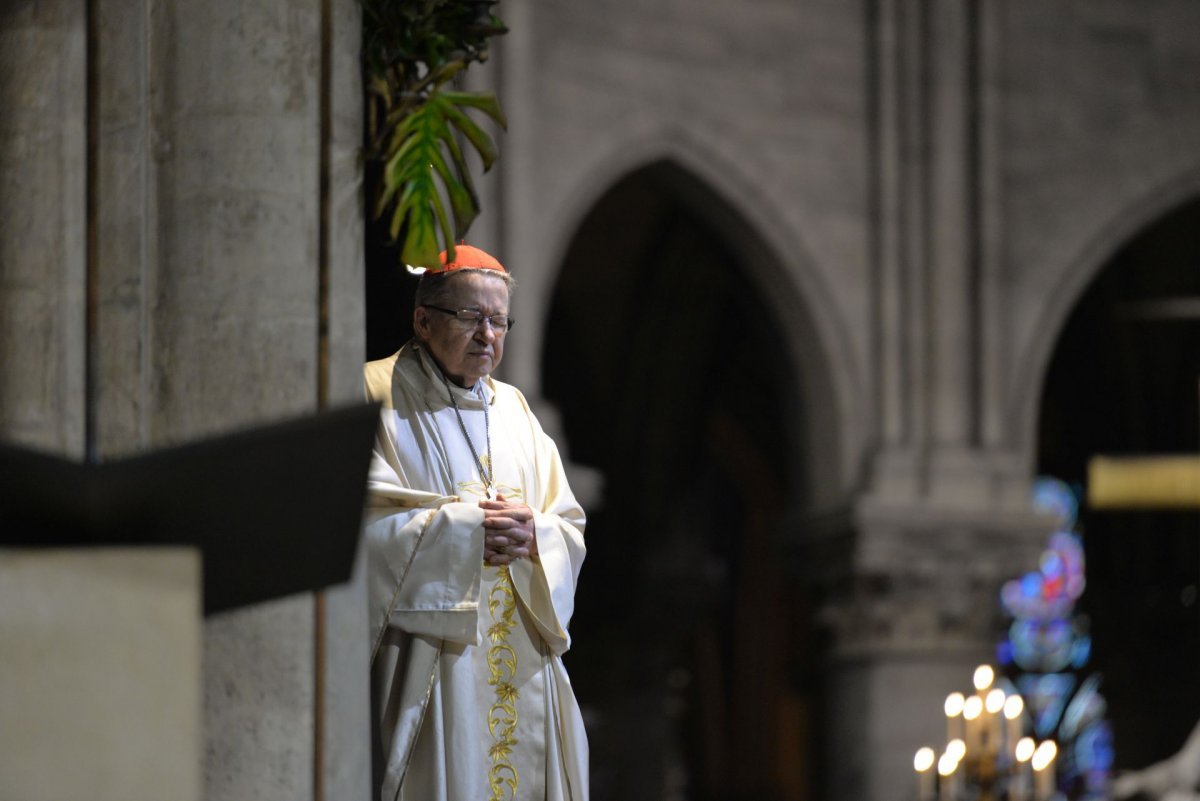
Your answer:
[412,341,495,409]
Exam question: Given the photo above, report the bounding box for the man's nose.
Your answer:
[475,323,497,342]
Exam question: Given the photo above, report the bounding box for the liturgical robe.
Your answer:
[364,343,588,801]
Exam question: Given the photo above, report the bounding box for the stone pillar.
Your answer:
[320,0,370,794]
[493,0,541,394]
[0,0,86,457]
[845,5,1057,798]
[871,0,1009,508]
[1,0,368,797]
[806,501,1053,801]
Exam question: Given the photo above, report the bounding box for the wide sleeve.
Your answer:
[363,357,489,658]
[507,402,587,656]
[364,446,491,658]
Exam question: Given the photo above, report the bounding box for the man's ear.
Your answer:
[413,306,431,339]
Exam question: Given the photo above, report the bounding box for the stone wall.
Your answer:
[997,0,1200,456]
[0,0,86,457]
[494,0,873,494]
[0,0,367,798]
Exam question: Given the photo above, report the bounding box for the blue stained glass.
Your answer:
[1032,477,1080,526]
[1011,620,1041,669]
[1075,720,1115,778]
[1018,672,1077,738]
[1002,579,1023,611]
[1042,623,1075,672]
[1061,675,1106,741]
[1071,635,1092,668]
[993,476,1112,797]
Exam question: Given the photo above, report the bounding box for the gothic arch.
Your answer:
[539,127,862,506]
[1011,164,1200,464]
[539,144,829,801]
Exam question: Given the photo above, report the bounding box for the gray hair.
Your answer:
[414,268,516,311]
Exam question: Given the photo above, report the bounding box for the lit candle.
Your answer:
[946,738,966,764]
[985,688,1006,757]
[1032,740,1057,801]
[963,694,983,757]
[915,747,936,801]
[970,666,993,764]
[938,751,959,801]
[945,692,966,744]
[1011,736,1035,801]
[1003,695,1025,759]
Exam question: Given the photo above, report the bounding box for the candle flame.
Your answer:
[944,692,965,717]
[963,695,983,721]
[914,747,936,772]
[1004,694,1025,720]
[946,739,966,762]
[1015,737,1036,762]
[973,665,995,691]
[986,688,1006,714]
[1032,740,1058,771]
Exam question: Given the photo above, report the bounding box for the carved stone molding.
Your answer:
[795,471,1058,660]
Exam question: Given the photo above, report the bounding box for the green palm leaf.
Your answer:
[361,0,508,269]
[375,89,506,268]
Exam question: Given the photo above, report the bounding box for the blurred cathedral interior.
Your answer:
[2,1,1199,800]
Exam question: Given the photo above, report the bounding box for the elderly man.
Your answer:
[363,245,588,801]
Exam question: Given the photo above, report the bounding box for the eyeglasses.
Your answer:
[423,305,515,333]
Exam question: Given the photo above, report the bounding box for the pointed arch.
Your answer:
[538,126,863,506]
[539,138,831,801]
[1011,164,1200,462]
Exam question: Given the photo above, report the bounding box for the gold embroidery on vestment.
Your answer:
[453,475,526,797]
[486,566,520,799]
[456,479,524,500]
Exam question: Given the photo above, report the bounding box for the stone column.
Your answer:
[493,0,540,394]
[1,0,368,797]
[320,0,370,794]
[96,1,367,797]
[0,0,86,458]
[805,501,1053,801]
[845,3,1055,798]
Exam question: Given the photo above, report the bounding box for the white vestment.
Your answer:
[364,343,589,801]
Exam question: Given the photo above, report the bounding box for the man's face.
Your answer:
[413,271,510,387]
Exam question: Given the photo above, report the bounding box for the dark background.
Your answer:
[1038,196,1200,770]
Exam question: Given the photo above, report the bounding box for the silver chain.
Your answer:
[435,365,493,499]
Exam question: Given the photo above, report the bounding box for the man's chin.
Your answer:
[461,359,493,379]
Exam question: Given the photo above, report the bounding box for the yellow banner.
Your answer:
[1088,456,1200,510]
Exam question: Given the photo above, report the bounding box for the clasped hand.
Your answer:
[481,493,537,566]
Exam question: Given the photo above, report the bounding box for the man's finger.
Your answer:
[479,500,531,515]
[485,510,532,522]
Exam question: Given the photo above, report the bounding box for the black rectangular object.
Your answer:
[0,403,380,615]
